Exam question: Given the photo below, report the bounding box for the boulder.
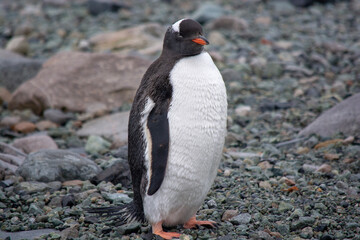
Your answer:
[90,159,131,187]
[12,135,58,154]
[89,23,164,55]
[299,93,360,137]
[77,111,129,146]
[0,229,59,240]
[8,52,151,115]
[0,49,43,92]
[16,149,101,182]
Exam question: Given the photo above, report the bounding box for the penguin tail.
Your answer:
[85,201,145,225]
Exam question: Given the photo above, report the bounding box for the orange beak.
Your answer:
[192,36,209,45]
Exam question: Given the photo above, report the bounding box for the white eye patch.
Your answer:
[171,18,185,32]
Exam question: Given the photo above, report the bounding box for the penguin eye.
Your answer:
[177,32,183,39]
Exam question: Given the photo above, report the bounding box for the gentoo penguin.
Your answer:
[88,18,227,239]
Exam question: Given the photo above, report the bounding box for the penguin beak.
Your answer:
[192,36,209,45]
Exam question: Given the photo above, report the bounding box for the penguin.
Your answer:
[88,18,227,239]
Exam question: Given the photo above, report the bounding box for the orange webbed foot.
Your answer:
[183,216,217,229]
[152,222,181,240]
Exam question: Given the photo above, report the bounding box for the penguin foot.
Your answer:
[183,216,217,229]
[152,222,181,240]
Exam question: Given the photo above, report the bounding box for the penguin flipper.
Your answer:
[146,102,170,196]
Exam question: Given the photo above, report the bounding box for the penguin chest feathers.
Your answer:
[167,51,227,180]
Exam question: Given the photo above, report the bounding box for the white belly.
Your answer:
[143,52,227,226]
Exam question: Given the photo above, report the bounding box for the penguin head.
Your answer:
[163,19,209,57]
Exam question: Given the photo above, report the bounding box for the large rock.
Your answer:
[89,23,164,55]
[299,93,360,137]
[91,159,131,187]
[0,229,59,240]
[12,135,58,154]
[16,149,101,182]
[0,49,43,92]
[8,52,151,115]
[77,111,129,146]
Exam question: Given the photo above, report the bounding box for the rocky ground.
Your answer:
[0,0,360,239]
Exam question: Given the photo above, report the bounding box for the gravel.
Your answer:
[0,0,360,239]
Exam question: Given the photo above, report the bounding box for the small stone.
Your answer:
[102,192,132,204]
[208,31,226,46]
[291,217,315,231]
[346,222,359,229]
[291,208,304,218]
[324,153,340,161]
[62,194,76,207]
[294,88,304,97]
[296,147,309,154]
[235,105,251,117]
[179,235,193,240]
[28,203,44,215]
[223,169,231,177]
[320,234,334,240]
[336,181,348,189]
[343,136,355,144]
[276,223,290,235]
[36,120,58,131]
[278,201,294,212]
[0,116,22,128]
[314,139,343,149]
[343,158,355,164]
[78,39,90,51]
[48,196,62,208]
[116,222,141,235]
[85,135,111,154]
[60,225,79,240]
[209,16,248,32]
[255,16,272,26]
[44,109,74,125]
[206,199,217,208]
[16,181,50,194]
[254,231,272,240]
[314,203,327,210]
[274,41,293,50]
[300,227,313,239]
[62,180,84,187]
[6,36,29,55]
[230,213,251,225]
[257,161,272,170]
[87,0,126,16]
[192,3,225,24]
[0,87,12,104]
[317,164,332,173]
[280,177,296,186]
[13,121,36,134]
[259,181,272,190]
[302,164,319,173]
[221,209,238,221]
